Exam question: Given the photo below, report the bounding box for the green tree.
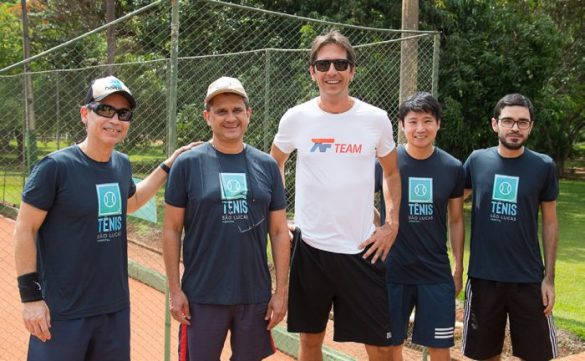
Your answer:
[419,0,564,163]
[0,1,24,153]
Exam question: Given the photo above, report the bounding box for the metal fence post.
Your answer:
[432,33,440,98]
[264,50,271,152]
[166,0,180,157]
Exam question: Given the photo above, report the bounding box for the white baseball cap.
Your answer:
[204,76,248,105]
[85,75,136,109]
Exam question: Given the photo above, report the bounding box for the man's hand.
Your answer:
[164,141,203,167]
[359,222,398,263]
[169,289,191,325]
[542,278,555,315]
[265,290,287,330]
[22,300,51,342]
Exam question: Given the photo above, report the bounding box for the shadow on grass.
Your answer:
[555,316,585,341]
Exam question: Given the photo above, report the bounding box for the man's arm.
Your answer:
[270,144,290,186]
[463,188,472,200]
[448,196,465,297]
[541,200,558,315]
[13,202,52,342]
[265,209,290,330]
[162,203,191,325]
[361,149,401,263]
[127,142,199,213]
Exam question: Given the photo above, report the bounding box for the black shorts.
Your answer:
[287,239,391,346]
[462,278,558,360]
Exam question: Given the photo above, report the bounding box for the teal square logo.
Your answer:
[96,183,122,216]
[408,177,433,203]
[492,174,519,203]
[219,173,248,200]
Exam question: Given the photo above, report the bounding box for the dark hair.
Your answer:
[309,30,356,68]
[398,92,441,123]
[493,93,534,121]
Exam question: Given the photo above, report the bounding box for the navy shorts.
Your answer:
[462,278,558,360]
[288,239,391,346]
[27,308,130,361]
[178,303,275,361]
[387,282,455,348]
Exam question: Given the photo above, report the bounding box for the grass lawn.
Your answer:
[553,180,585,339]
[456,179,585,340]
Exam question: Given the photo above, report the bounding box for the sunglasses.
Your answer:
[87,102,133,122]
[312,59,353,72]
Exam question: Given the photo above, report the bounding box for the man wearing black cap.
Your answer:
[13,75,195,361]
[163,76,290,360]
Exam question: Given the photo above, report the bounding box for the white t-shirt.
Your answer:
[273,97,395,254]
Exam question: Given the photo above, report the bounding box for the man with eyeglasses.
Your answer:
[462,93,559,361]
[271,30,400,360]
[13,75,195,361]
[163,76,290,360]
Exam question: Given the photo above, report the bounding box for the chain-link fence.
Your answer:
[0,1,438,360]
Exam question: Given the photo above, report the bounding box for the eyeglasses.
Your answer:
[87,102,133,122]
[498,118,531,130]
[237,216,266,234]
[312,59,353,72]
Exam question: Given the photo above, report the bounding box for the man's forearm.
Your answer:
[542,223,558,283]
[383,171,401,226]
[162,228,183,292]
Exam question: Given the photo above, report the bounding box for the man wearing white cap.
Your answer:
[163,76,290,360]
[13,75,195,361]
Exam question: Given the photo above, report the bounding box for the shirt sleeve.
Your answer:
[375,113,396,157]
[463,152,474,189]
[269,160,287,211]
[540,158,559,202]
[22,157,59,211]
[451,163,465,198]
[272,109,297,154]
[164,156,188,208]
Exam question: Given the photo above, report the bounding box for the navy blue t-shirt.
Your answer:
[22,145,136,320]
[165,142,286,305]
[374,161,387,225]
[464,147,558,283]
[384,145,465,284]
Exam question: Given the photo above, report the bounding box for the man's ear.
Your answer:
[80,106,88,126]
[203,110,211,126]
[491,117,498,132]
[309,66,316,81]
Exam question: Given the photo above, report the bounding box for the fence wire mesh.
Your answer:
[0,0,438,360]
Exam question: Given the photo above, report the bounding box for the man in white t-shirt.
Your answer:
[270,30,401,361]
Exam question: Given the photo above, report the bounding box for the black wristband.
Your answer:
[17,272,43,303]
[159,163,171,174]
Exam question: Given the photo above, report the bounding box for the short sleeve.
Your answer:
[540,159,559,202]
[375,113,396,157]
[272,109,297,154]
[451,163,465,198]
[463,152,474,189]
[164,156,188,208]
[269,160,287,211]
[22,157,59,211]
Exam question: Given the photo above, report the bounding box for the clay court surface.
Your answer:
[0,215,292,361]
